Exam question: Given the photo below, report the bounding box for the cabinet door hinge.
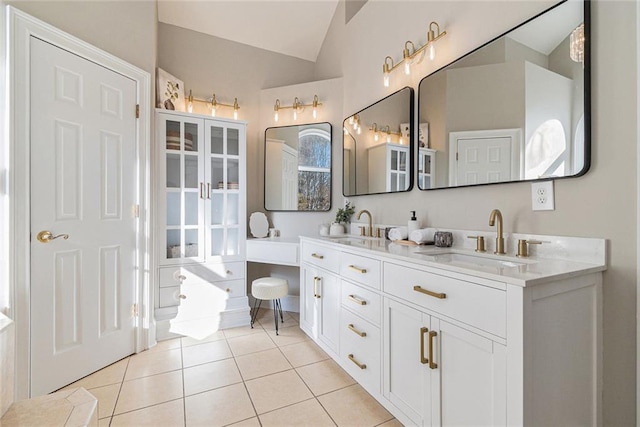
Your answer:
[131,303,139,317]
[135,104,140,118]
[132,204,140,218]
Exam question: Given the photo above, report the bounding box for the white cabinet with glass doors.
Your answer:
[155,110,248,338]
[368,143,409,193]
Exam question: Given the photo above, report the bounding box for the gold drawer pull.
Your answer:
[311,253,324,260]
[177,274,186,283]
[348,324,367,337]
[348,295,367,306]
[429,330,438,369]
[413,285,446,299]
[225,288,230,293]
[420,327,429,364]
[349,265,367,274]
[226,270,233,275]
[348,354,366,370]
[178,294,187,300]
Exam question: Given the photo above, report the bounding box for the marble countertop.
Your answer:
[300,232,607,287]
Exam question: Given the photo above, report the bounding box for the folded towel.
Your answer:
[409,228,436,244]
[388,227,408,241]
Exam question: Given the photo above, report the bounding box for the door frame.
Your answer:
[448,128,523,186]
[6,7,153,398]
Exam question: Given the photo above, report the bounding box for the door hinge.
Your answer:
[135,104,140,118]
[132,204,140,218]
[131,303,139,317]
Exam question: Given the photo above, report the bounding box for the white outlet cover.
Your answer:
[531,181,555,211]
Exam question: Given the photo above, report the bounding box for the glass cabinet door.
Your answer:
[162,116,205,262]
[205,123,244,260]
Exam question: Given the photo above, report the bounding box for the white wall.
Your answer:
[317,1,637,423]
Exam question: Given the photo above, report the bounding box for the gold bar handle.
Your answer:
[313,276,321,299]
[348,354,366,370]
[348,295,367,306]
[420,327,429,364]
[311,253,324,260]
[413,285,446,299]
[348,324,367,337]
[206,183,211,199]
[349,265,367,274]
[199,182,205,199]
[428,330,438,369]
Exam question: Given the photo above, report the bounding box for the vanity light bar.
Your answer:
[370,123,405,144]
[273,95,322,122]
[187,90,240,119]
[383,21,447,87]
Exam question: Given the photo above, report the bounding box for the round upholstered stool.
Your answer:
[250,277,288,335]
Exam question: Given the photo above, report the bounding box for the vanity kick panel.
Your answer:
[383,262,506,338]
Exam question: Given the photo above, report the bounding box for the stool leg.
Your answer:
[250,299,262,328]
[272,300,279,335]
[277,299,285,323]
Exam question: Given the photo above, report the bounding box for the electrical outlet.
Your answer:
[531,181,555,211]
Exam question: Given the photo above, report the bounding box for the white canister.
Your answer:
[319,224,330,236]
[329,223,345,236]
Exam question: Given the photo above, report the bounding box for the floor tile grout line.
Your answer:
[180,339,187,427]
[108,357,131,424]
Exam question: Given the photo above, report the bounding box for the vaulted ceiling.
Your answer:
[157,1,341,62]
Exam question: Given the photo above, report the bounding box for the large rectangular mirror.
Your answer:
[265,123,332,211]
[418,0,589,190]
[343,87,414,196]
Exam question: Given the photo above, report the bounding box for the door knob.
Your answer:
[36,230,69,243]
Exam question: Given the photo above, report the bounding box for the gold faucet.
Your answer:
[356,209,373,237]
[489,209,506,255]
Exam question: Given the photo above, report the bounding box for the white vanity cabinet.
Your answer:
[300,241,341,353]
[383,264,507,426]
[299,236,603,426]
[155,110,249,338]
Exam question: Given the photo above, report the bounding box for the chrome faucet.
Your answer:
[356,209,373,237]
[489,209,506,255]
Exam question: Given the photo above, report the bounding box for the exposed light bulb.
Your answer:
[233,110,238,120]
[274,111,279,122]
[404,60,411,75]
[386,133,391,143]
[374,132,379,142]
[349,116,354,125]
[343,127,349,135]
[187,90,193,113]
[211,107,216,117]
[293,109,298,121]
[357,126,361,135]
[312,107,317,119]
[233,98,239,120]
[383,72,390,87]
[429,44,436,61]
[399,137,404,145]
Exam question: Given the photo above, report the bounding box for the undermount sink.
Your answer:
[415,251,530,268]
[329,235,374,245]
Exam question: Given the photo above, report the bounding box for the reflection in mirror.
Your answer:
[418,0,589,190]
[264,123,332,211]
[343,87,414,196]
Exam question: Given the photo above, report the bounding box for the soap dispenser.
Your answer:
[408,211,420,234]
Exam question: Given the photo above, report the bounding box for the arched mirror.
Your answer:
[264,122,332,211]
[418,0,589,190]
[343,87,414,196]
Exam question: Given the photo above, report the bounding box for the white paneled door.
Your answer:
[29,37,137,395]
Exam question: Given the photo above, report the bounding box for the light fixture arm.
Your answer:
[271,95,323,112]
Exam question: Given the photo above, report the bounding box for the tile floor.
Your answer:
[61,309,404,427]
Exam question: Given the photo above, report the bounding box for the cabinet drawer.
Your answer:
[384,263,506,338]
[159,286,181,307]
[340,252,381,289]
[341,280,381,326]
[302,242,339,273]
[159,262,245,288]
[339,308,381,393]
[159,280,245,310]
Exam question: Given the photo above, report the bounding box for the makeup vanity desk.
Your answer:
[246,237,300,266]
